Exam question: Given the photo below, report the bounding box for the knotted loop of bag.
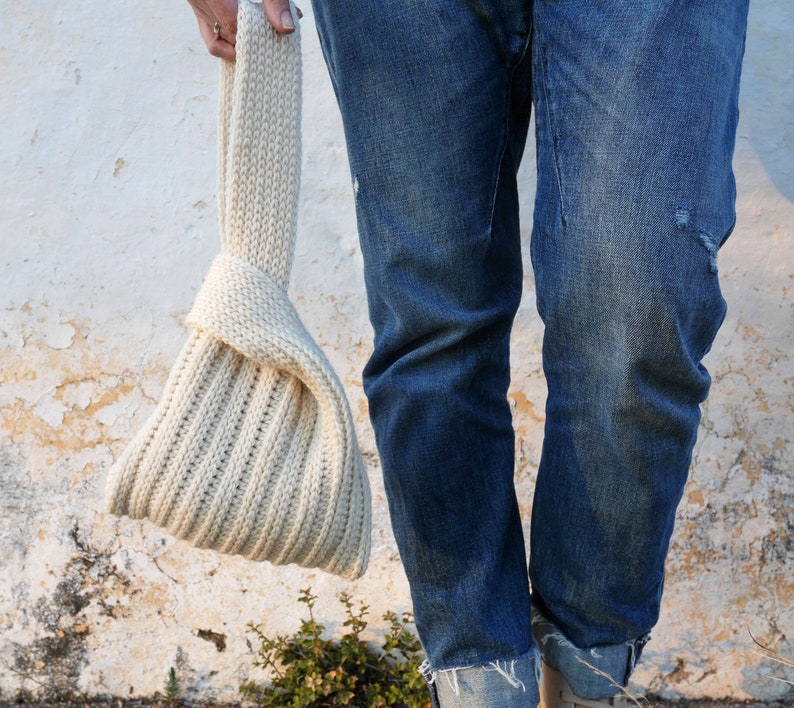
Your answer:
[188,253,340,391]
[104,0,371,580]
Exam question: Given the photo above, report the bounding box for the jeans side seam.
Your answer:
[536,43,568,226]
[485,33,533,245]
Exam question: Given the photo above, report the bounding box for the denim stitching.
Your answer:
[536,43,568,226]
[484,32,533,246]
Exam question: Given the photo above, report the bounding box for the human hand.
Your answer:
[186,0,301,62]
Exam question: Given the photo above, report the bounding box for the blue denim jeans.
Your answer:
[311,1,748,705]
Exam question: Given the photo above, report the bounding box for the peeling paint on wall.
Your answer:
[1,1,792,704]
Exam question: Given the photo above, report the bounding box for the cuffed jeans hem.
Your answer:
[531,608,649,700]
[421,651,541,708]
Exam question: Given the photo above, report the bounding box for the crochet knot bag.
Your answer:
[104,0,371,580]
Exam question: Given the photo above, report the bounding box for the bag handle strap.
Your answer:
[217,0,301,292]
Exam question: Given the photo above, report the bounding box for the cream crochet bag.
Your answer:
[105,0,371,580]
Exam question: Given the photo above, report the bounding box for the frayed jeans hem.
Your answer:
[421,650,541,708]
[531,607,650,700]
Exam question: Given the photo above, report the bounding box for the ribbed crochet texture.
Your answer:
[104,0,371,580]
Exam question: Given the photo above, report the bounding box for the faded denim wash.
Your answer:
[311,1,749,705]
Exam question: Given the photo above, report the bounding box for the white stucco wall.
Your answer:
[1,1,792,703]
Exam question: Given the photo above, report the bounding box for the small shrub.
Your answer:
[240,587,430,707]
[164,666,181,707]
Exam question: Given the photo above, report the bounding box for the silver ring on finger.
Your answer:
[213,21,222,35]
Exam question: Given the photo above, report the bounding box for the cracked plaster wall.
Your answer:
[1,1,792,703]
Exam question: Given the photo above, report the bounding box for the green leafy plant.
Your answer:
[240,587,430,707]
[164,666,181,708]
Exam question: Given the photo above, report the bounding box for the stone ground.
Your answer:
[0,701,793,707]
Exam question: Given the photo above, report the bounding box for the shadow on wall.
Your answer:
[741,3,794,203]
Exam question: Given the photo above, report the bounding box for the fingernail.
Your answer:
[281,10,295,30]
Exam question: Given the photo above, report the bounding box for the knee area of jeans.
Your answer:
[538,255,727,364]
[531,608,648,700]
[422,650,542,708]
[536,201,733,300]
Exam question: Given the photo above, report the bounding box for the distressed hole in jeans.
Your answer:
[675,205,719,274]
[674,206,692,230]
[697,230,719,274]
